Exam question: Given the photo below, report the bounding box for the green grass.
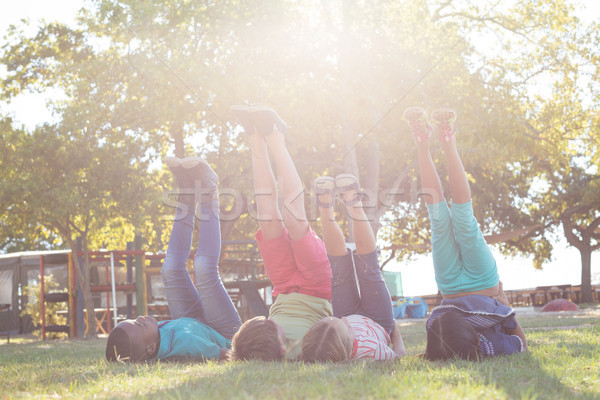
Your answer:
[1,308,599,399]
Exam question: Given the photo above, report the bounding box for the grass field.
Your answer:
[1,306,599,399]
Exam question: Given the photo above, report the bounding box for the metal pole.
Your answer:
[40,255,46,340]
[110,252,118,329]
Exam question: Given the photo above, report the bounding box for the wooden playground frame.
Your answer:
[37,240,269,339]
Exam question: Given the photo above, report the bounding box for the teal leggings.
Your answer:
[427,200,498,295]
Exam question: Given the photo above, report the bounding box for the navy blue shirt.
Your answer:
[427,295,523,357]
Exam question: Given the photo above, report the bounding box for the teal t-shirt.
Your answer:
[152,318,231,361]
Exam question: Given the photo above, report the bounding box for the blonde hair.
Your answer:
[229,316,283,361]
[300,319,354,363]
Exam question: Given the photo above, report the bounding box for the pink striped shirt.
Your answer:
[346,314,397,361]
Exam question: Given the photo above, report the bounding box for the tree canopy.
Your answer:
[1,0,598,301]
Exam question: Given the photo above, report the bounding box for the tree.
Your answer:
[2,0,597,304]
[449,0,600,301]
[1,22,157,337]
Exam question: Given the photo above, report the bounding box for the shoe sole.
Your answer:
[181,157,207,169]
[335,174,359,189]
[403,106,427,122]
[164,157,183,168]
[314,176,335,191]
[431,109,456,123]
[249,107,287,135]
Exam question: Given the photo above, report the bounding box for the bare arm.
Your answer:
[507,319,528,352]
[390,322,406,357]
[494,281,528,352]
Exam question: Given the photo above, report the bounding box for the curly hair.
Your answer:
[229,316,283,361]
[300,319,354,363]
[105,327,135,362]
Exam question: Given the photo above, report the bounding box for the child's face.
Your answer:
[116,315,159,361]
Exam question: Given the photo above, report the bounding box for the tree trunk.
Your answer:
[173,120,185,158]
[68,239,97,339]
[580,247,592,303]
[364,141,381,236]
[340,0,358,242]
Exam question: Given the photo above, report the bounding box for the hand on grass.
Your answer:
[391,322,406,357]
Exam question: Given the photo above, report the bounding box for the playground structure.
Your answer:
[0,240,270,339]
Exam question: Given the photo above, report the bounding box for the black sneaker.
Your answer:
[165,157,191,188]
[230,105,256,135]
[181,157,218,189]
[249,106,287,136]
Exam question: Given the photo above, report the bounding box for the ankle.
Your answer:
[318,207,335,220]
[346,204,368,221]
[440,136,457,153]
[416,141,431,153]
[264,130,285,149]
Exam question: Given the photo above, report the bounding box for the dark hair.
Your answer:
[106,327,134,362]
[425,312,481,361]
[229,316,283,361]
[300,320,353,363]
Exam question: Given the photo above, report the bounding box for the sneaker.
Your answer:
[335,174,366,206]
[403,107,431,143]
[249,106,287,136]
[430,108,456,142]
[230,105,256,135]
[181,157,218,189]
[314,176,335,208]
[164,157,197,210]
[165,157,190,188]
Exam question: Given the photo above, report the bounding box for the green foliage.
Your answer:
[20,274,68,340]
[0,1,598,297]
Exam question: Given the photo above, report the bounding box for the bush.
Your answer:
[20,274,68,339]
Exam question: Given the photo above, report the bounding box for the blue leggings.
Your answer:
[328,250,394,334]
[161,200,242,339]
[427,200,498,295]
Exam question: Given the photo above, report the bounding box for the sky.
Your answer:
[0,1,598,296]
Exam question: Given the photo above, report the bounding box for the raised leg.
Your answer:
[342,193,376,256]
[248,133,284,241]
[440,136,471,204]
[317,183,347,257]
[264,130,309,240]
[416,140,444,205]
[440,132,498,293]
[161,160,204,321]
[193,193,242,340]
[352,251,395,334]
[317,182,359,317]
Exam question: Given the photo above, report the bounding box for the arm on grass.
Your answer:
[390,323,406,357]
[506,319,527,352]
[495,281,527,352]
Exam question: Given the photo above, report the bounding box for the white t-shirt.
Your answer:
[346,314,397,360]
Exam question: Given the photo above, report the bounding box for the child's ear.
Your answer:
[146,341,157,356]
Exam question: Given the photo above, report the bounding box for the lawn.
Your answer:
[1,306,599,400]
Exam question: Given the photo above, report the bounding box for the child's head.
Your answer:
[105,315,159,363]
[300,317,354,363]
[230,316,285,361]
[425,312,481,361]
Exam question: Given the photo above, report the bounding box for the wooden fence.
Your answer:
[417,284,600,312]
